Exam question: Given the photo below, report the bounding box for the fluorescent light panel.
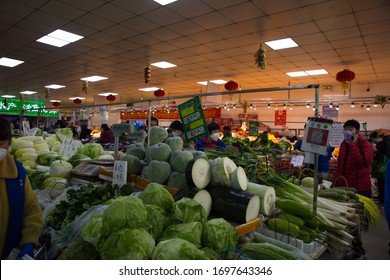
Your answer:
[286,71,307,77]
[36,29,83,47]
[151,61,177,68]
[81,76,108,82]
[139,87,160,91]
[50,100,61,102]
[0,57,24,67]
[98,92,118,96]
[69,97,85,100]
[197,81,208,85]
[209,79,227,84]
[153,0,178,6]
[287,69,328,77]
[45,84,66,89]
[265,38,298,50]
[1,95,16,98]
[20,91,37,95]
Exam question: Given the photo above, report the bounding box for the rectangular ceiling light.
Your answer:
[197,81,208,85]
[153,0,178,6]
[1,95,16,98]
[265,38,298,50]
[139,87,160,91]
[36,29,83,47]
[0,57,24,67]
[81,76,108,82]
[45,84,66,89]
[209,79,227,84]
[151,61,177,69]
[49,100,61,102]
[69,97,86,100]
[20,91,37,95]
[286,71,308,77]
[305,69,328,75]
[98,92,118,96]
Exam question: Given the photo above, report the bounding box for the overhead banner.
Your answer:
[0,98,59,117]
[178,96,208,142]
[274,110,286,126]
[120,108,220,120]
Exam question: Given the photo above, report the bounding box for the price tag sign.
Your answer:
[112,123,131,137]
[301,117,333,155]
[249,121,259,136]
[113,160,127,188]
[329,122,344,147]
[59,139,82,159]
[178,96,208,142]
[290,155,304,167]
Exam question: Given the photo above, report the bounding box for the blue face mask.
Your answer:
[172,132,180,137]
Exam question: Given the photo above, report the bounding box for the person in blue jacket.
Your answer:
[195,122,226,151]
[384,159,390,255]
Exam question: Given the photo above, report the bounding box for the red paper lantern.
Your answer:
[154,88,165,98]
[336,69,355,94]
[52,101,61,107]
[224,80,239,91]
[106,94,116,103]
[73,98,82,105]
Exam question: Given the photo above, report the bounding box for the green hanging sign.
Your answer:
[0,98,59,117]
[178,96,208,142]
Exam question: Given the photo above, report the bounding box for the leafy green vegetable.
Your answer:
[42,177,68,189]
[56,237,100,260]
[38,152,61,166]
[145,204,169,239]
[102,195,148,236]
[55,128,73,142]
[77,143,104,159]
[158,222,203,248]
[49,160,73,178]
[68,154,92,167]
[173,198,207,224]
[141,160,172,184]
[201,218,238,259]
[81,214,104,248]
[139,182,174,212]
[149,126,168,145]
[100,228,155,260]
[152,238,208,260]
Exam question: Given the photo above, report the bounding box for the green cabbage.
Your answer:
[139,182,174,212]
[42,177,68,189]
[49,160,73,178]
[77,143,104,159]
[68,154,92,167]
[100,228,155,260]
[141,160,171,184]
[57,237,100,260]
[201,218,238,259]
[301,177,315,188]
[101,196,148,236]
[149,126,168,145]
[173,198,207,224]
[158,222,203,248]
[38,152,60,166]
[81,214,104,249]
[152,238,208,260]
[145,204,169,239]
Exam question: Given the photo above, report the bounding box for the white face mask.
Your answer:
[210,132,220,141]
[0,148,8,162]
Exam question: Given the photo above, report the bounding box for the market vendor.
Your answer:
[0,116,43,259]
[195,122,226,151]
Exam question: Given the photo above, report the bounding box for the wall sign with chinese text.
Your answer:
[274,110,286,126]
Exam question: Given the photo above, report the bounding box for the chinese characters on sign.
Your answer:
[113,160,127,188]
[274,110,286,126]
[178,96,208,142]
[59,139,82,159]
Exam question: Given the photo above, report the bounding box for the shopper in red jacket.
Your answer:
[334,119,373,198]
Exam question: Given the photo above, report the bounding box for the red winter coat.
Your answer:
[334,136,373,192]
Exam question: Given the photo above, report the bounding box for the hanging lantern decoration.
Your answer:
[224,80,239,91]
[154,88,165,98]
[45,88,51,99]
[73,98,82,105]
[254,43,267,69]
[336,69,355,95]
[144,64,151,84]
[52,101,61,107]
[82,80,89,94]
[106,94,116,103]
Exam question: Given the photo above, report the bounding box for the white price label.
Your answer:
[290,155,304,167]
[59,139,82,159]
[113,160,127,188]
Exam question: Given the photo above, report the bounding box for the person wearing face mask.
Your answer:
[195,122,226,151]
[169,120,191,148]
[0,116,43,259]
[334,119,373,198]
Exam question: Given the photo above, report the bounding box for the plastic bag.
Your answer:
[46,204,108,260]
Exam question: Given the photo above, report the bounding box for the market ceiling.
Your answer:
[1,0,390,107]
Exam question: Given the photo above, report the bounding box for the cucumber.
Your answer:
[266,217,300,237]
[275,198,313,219]
[277,212,305,228]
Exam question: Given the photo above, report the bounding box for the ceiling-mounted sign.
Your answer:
[274,110,286,126]
[178,96,208,142]
[0,98,59,117]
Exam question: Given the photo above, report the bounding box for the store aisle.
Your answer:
[361,206,390,260]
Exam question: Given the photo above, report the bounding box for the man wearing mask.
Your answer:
[169,120,191,148]
[334,119,373,197]
[195,122,226,151]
